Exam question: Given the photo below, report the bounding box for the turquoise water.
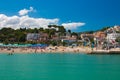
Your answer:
[0,53,120,80]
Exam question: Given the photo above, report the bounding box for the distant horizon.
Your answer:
[0,0,120,32]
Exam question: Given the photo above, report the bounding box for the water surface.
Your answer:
[0,53,120,80]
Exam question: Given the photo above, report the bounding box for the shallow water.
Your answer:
[0,53,120,80]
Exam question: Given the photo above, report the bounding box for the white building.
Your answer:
[26,33,40,41]
[106,33,120,44]
[114,25,120,31]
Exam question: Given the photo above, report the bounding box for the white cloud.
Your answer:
[62,22,85,30]
[0,7,86,31]
[18,7,35,16]
[0,14,59,29]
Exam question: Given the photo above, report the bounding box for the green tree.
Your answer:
[62,42,67,46]
[68,29,71,33]
[101,26,110,31]
[19,33,26,42]
[116,37,120,43]
[71,32,78,37]
[39,28,44,32]
[51,41,57,46]
[34,28,39,33]
[48,25,52,28]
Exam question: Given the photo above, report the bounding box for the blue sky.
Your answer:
[0,0,120,32]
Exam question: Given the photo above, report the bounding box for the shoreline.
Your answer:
[0,46,120,54]
[90,50,120,54]
[0,46,92,54]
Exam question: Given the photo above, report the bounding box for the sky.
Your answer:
[0,0,120,32]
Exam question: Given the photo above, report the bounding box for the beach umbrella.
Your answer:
[13,44,19,47]
[26,44,32,47]
[0,43,4,47]
[31,44,48,48]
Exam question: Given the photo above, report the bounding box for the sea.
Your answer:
[0,53,120,80]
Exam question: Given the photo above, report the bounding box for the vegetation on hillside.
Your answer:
[0,25,67,44]
[0,25,119,45]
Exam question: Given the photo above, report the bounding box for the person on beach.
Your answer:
[91,43,94,51]
[8,49,14,55]
[35,48,37,53]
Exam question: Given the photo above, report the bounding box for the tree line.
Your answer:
[0,25,119,45]
[0,25,69,44]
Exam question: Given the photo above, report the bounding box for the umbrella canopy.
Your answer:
[31,44,48,48]
[0,43,48,48]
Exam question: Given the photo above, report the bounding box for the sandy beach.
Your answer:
[0,46,92,54]
[0,46,120,54]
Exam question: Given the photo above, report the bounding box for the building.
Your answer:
[39,33,49,42]
[50,32,60,41]
[106,33,120,44]
[106,25,120,33]
[61,33,77,44]
[114,25,120,32]
[93,31,106,38]
[26,33,40,41]
[80,34,94,46]
[93,31,106,49]
[81,34,94,39]
[26,33,49,42]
